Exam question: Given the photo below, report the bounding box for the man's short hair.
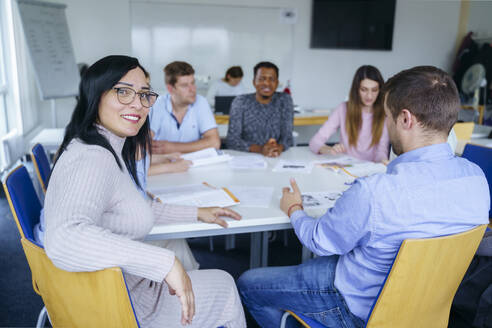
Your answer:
[164,61,195,86]
[253,62,279,79]
[383,66,459,134]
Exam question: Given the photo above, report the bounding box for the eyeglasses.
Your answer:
[113,87,158,108]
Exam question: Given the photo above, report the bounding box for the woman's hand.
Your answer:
[319,143,346,155]
[164,258,195,325]
[197,207,241,228]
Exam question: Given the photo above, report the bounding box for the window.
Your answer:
[0,3,9,138]
[0,0,23,171]
[0,0,21,138]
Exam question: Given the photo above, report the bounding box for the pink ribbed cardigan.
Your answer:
[309,102,389,162]
[44,126,245,328]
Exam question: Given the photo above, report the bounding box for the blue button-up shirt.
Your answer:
[291,143,490,320]
[149,93,217,142]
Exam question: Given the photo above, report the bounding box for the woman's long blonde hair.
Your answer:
[346,65,385,147]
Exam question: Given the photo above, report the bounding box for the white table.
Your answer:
[146,147,372,267]
[28,124,319,150]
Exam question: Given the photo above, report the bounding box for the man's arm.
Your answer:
[151,128,220,154]
[147,152,190,175]
[282,179,373,256]
[148,159,191,175]
[226,98,251,151]
[278,94,294,151]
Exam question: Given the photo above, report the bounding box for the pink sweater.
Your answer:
[309,102,389,162]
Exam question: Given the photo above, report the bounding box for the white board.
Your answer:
[130,2,294,95]
[17,0,79,99]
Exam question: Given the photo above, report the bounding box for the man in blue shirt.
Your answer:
[149,61,220,155]
[237,66,490,328]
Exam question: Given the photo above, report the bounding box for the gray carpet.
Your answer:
[0,196,46,327]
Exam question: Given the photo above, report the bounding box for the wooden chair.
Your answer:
[31,143,51,193]
[282,224,487,328]
[3,165,140,328]
[21,239,140,328]
[453,122,475,141]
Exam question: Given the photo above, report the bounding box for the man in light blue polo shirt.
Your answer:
[150,61,220,154]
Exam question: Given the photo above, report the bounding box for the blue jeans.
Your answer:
[237,256,365,328]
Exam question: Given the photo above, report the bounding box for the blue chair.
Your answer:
[4,165,43,241]
[3,165,140,328]
[281,225,487,328]
[31,143,51,193]
[462,143,492,219]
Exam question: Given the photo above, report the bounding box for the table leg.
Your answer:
[250,232,261,268]
[225,234,236,250]
[261,231,269,267]
[250,232,270,268]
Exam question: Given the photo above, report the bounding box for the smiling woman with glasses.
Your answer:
[43,55,246,328]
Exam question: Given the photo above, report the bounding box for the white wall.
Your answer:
[467,0,492,40]
[292,0,462,109]
[30,0,469,129]
[37,0,132,129]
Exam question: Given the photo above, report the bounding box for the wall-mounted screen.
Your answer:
[311,0,396,50]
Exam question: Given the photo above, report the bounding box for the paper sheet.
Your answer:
[181,147,219,160]
[229,155,267,170]
[228,186,274,208]
[151,184,211,199]
[302,191,343,209]
[313,156,386,178]
[272,160,313,173]
[162,189,239,207]
[152,183,239,207]
[181,148,232,167]
[151,183,239,207]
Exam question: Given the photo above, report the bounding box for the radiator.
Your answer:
[0,129,23,172]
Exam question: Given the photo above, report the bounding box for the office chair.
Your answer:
[462,143,492,219]
[3,165,140,328]
[31,143,51,193]
[281,224,487,328]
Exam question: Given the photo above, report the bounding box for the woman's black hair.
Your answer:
[50,55,152,190]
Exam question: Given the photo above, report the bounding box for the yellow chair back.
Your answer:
[21,238,139,328]
[453,122,474,141]
[366,224,487,328]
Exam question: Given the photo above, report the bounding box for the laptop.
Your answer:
[214,96,236,115]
